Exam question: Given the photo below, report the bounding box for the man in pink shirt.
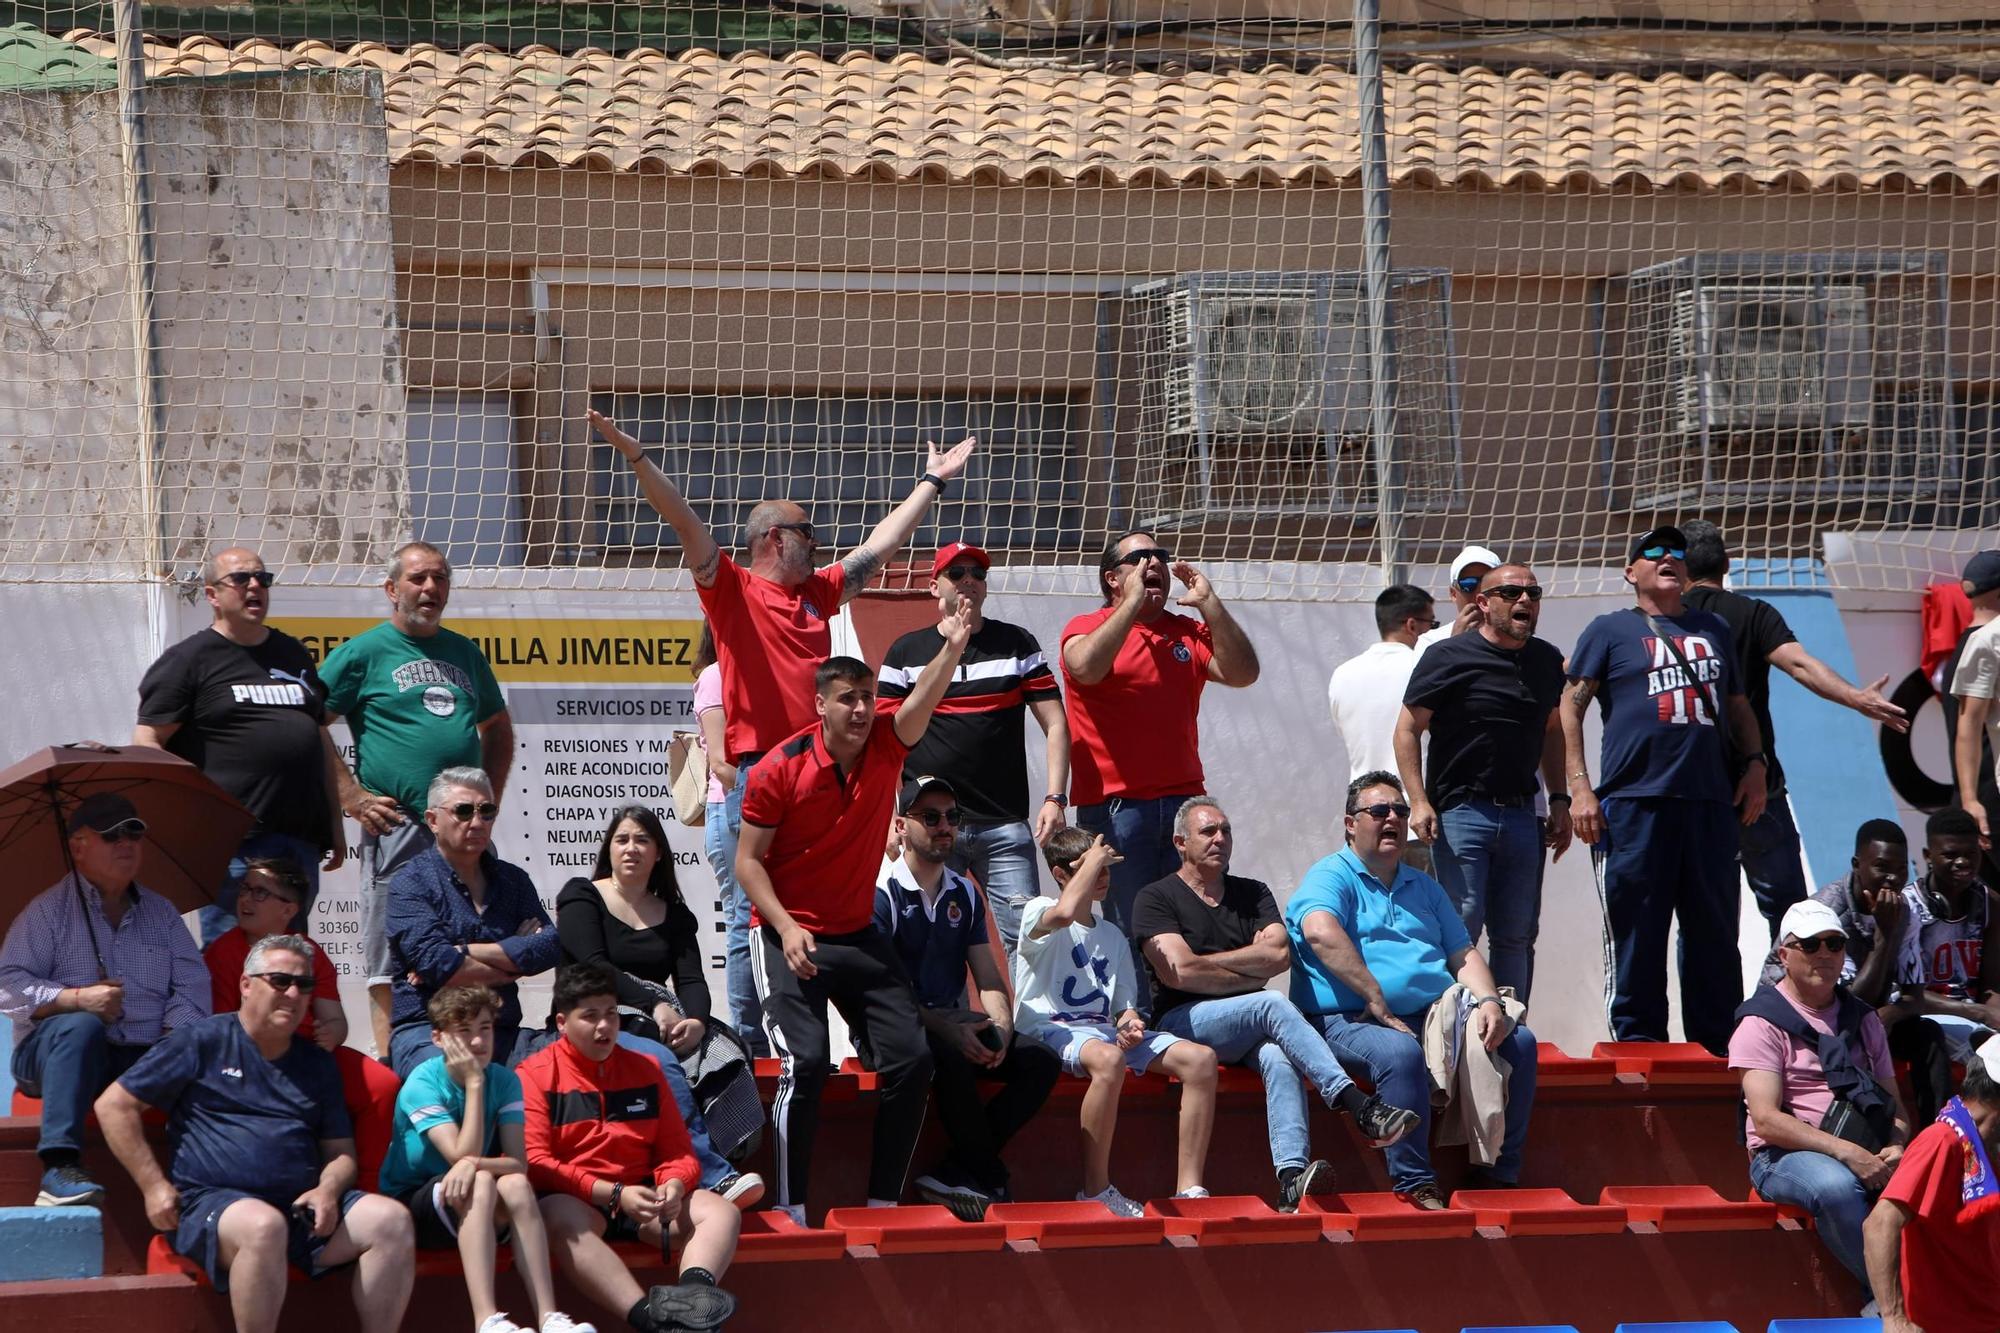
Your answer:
[1729,899,1912,1307]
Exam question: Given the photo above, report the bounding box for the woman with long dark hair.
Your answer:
[557,804,764,1208]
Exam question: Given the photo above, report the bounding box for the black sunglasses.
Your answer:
[217,570,276,589]
[1636,545,1687,563]
[91,818,148,844]
[446,802,500,823]
[771,521,816,545]
[909,806,963,828]
[940,565,987,583]
[1352,802,1412,820]
[1788,935,1848,956]
[242,884,302,908]
[1483,584,1544,603]
[1116,547,1172,567]
[247,971,316,994]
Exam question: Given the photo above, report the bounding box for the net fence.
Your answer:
[4,3,2000,598]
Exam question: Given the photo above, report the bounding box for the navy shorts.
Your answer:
[173,1186,367,1292]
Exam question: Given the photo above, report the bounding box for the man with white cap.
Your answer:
[1865,1031,2000,1333]
[1948,549,2000,848]
[1416,544,1503,657]
[1730,898,1911,1304]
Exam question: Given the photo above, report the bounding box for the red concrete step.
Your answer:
[986,1200,1167,1249]
[822,1204,1007,1254]
[1599,1185,1779,1233]
[1449,1187,1629,1236]
[1326,1191,1478,1241]
[1590,1043,1737,1091]
[1143,1194,1323,1245]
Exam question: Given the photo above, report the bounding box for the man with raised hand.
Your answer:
[1416,544,1503,656]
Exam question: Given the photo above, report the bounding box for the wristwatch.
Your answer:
[1043,794,1068,809]
[920,472,948,495]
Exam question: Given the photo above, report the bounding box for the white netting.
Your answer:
[5,6,2000,596]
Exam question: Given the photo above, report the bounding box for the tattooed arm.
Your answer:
[834,436,978,605]
[1559,674,1606,845]
[587,409,722,587]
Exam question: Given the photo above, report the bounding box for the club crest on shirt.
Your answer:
[946,900,963,927]
[801,600,824,621]
[1171,642,1192,663]
[422,685,457,717]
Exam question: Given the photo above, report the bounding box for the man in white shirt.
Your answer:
[1331,585,1437,870]
[1950,549,2000,847]
[1417,545,1504,657]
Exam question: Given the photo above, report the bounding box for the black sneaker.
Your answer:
[1354,1095,1421,1149]
[1276,1159,1333,1214]
[36,1163,105,1208]
[913,1168,993,1222]
[643,1283,737,1333]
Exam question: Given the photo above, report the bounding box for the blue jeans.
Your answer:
[1315,1005,1537,1190]
[195,830,325,948]
[1157,990,1354,1174]
[946,819,1040,959]
[12,1012,147,1158]
[1749,1147,1872,1291]
[708,774,765,1057]
[1737,798,1809,943]
[617,1031,736,1190]
[1432,801,1545,1000]
[1075,793,1197,1009]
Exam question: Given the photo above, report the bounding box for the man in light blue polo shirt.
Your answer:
[1285,769,1538,1211]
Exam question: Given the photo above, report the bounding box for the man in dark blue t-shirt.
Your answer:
[1560,525,1770,1055]
[873,775,1058,1220]
[95,934,414,1333]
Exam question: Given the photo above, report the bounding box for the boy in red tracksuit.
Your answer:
[519,964,740,1333]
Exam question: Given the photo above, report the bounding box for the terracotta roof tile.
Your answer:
[64,32,2000,191]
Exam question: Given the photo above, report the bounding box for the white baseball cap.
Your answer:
[1449,545,1505,584]
[1979,1031,2000,1080]
[1778,899,1846,944]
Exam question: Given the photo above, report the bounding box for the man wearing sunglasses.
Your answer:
[1061,531,1261,978]
[1563,523,1769,1055]
[1395,563,1569,1002]
[1730,899,1910,1307]
[879,542,1069,960]
[872,775,1059,1220]
[1415,544,1504,655]
[383,767,558,1078]
[0,793,210,1208]
[134,547,346,946]
[1681,520,1909,941]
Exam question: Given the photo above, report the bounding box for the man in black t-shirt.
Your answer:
[1396,561,1567,1001]
[134,548,346,941]
[878,541,1069,960]
[1131,797,1418,1213]
[1680,521,1910,940]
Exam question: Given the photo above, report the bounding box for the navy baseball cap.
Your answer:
[898,774,957,814]
[1629,525,1689,564]
[1962,550,2000,598]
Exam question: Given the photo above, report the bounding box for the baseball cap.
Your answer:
[1628,525,1689,564]
[931,542,990,579]
[1778,899,1846,944]
[66,792,143,835]
[1978,1031,2000,1080]
[1961,549,2000,598]
[1448,545,1504,585]
[898,773,957,814]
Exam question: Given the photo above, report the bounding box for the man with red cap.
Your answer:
[878,541,1069,960]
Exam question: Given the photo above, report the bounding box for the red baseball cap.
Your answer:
[931,542,991,579]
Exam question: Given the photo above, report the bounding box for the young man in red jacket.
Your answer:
[519,964,740,1333]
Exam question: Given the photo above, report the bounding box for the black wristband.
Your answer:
[1043,793,1068,809]
[920,472,947,495]
[1546,794,1572,806]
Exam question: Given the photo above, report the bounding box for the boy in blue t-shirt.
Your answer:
[383,986,592,1333]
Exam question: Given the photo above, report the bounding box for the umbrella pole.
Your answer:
[47,777,109,982]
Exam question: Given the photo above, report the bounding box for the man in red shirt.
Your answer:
[1865,1033,2000,1333]
[202,858,345,1052]
[520,963,739,1333]
[1061,530,1260,949]
[735,607,973,1225]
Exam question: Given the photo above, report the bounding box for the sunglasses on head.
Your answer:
[1353,802,1411,820]
[90,818,148,844]
[1117,547,1172,567]
[446,802,500,823]
[941,565,987,583]
[909,806,963,828]
[1483,584,1544,603]
[1788,935,1848,955]
[1637,545,1687,563]
[217,570,275,589]
[771,521,816,545]
[247,971,316,994]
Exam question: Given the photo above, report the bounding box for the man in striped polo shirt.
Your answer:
[878,542,1070,960]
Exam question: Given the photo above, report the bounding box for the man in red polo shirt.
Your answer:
[734,607,973,1224]
[1061,530,1260,952]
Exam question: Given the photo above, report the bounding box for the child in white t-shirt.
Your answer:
[1015,828,1217,1218]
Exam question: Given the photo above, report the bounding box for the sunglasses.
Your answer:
[1788,935,1848,956]
[1636,545,1687,563]
[1483,584,1544,603]
[217,570,275,589]
[90,818,148,844]
[1116,547,1172,567]
[446,802,500,823]
[909,806,963,828]
[1412,616,1440,629]
[940,565,987,583]
[771,521,816,545]
[242,884,302,908]
[1353,802,1412,820]
[1454,575,1483,594]
[247,971,316,994]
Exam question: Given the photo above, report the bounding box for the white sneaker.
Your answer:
[1174,1186,1211,1200]
[1077,1185,1144,1218]
[541,1316,597,1333]
[718,1171,766,1210]
[477,1315,527,1333]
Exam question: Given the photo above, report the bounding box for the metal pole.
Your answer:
[1355,0,1403,585]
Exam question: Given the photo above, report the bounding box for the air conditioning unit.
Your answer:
[1607,252,1955,508]
[1114,270,1460,528]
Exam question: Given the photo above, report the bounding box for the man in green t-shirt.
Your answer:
[322,540,512,1056]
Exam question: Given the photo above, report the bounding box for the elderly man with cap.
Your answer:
[878,541,1070,960]
[1730,899,1911,1306]
[1950,549,2000,850]
[0,793,211,1208]
[873,773,1060,1220]
[1563,523,1769,1054]
[1416,544,1504,656]
[1865,1031,2000,1333]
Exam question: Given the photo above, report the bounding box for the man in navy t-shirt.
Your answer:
[1560,525,1770,1054]
[95,934,414,1333]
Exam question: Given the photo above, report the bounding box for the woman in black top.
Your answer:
[556,804,763,1207]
